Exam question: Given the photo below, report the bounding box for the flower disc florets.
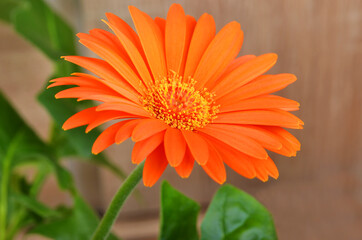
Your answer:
[142,72,219,131]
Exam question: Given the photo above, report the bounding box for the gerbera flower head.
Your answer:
[49,4,303,187]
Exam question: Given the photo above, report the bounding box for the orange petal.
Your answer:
[105,12,144,53]
[89,28,129,58]
[221,149,256,179]
[181,130,209,165]
[132,131,165,164]
[224,55,257,74]
[268,126,301,149]
[143,144,168,187]
[175,148,194,178]
[183,13,215,79]
[104,20,153,88]
[114,119,142,144]
[48,76,106,89]
[78,35,144,93]
[63,56,140,103]
[129,6,167,80]
[199,125,268,159]
[165,4,186,73]
[214,53,278,99]
[164,127,186,167]
[253,160,269,182]
[201,141,226,184]
[132,119,168,141]
[203,134,256,179]
[55,87,118,100]
[63,107,97,130]
[208,124,282,151]
[208,55,257,90]
[85,111,138,133]
[214,109,304,129]
[264,126,300,156]
[194,21,243,89]
[263,157,279,179]
[155,17,166,38]
[96,102,149,117]
[92,121,129,154]
[219,95,300,113]
[78,94,127,103]
[218,73,297,105]
[179,15,196,76]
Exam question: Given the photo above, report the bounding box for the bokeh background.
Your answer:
[1,0,361,239]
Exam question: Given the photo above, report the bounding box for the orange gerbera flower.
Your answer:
[49,4,303,187]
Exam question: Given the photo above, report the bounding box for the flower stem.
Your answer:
[91,161,145,240]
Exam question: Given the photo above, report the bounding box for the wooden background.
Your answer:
[1,0,361,239]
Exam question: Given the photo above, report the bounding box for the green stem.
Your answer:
[91,161,145,240]
[0,134,21,240]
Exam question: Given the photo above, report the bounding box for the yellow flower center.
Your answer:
[142,72,219,131]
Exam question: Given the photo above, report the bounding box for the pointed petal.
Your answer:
[199,125,268,159]
[155,17,166,37]
[183,13,215,79]
[89,28,129,58]
[63,56,140,102]
[105,12,144,52]
[254,160,269,182]
[104,20,153,88]
[181,130,209,165]
[165,4,186,73]
[214,53,278,99]
[214,109,304,129]
[85,111,138,133]
[143,145,168,187]
[96,102,150,117]
[63,107,97,130]
[203,133,257,179]
[194,21,243,89]
[218,73,297,105]
[175,148,194,178]
[48,76,107,89]
[219,95,300,113]
[132,119,168,141]
[264,126,301,156]
[164,127,187,167]
[77,34,145,93]
[264,157,279,179]
[207,55,256,90]
[92,121,129,154]
[129,6,167,79]
[208,124,282,151]
[114,119,142,144]
[201,141,226,184]
[132,131,165,164]
[179,15,196,76]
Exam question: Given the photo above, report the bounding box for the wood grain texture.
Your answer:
[1,0,361,239]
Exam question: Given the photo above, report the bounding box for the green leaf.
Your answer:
[0,91,49,163]
[0,0,23,23]
[38,80,127,180]
[11,192,60,218]
[3,0,127,180]
[0,91,74,190]
[29,195,119,240]
[201,185,278,240]
[159,181,200,240]
[11,0,76,60]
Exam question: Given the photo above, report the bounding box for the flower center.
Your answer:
[142,72,219,131]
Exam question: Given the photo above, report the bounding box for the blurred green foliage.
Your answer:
[0,0,123,239]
